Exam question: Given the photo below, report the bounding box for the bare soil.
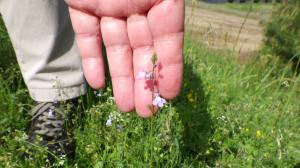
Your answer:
[185,5,265,61]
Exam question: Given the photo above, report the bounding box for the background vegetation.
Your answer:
[264,0,300,70]
[0,17,17,69]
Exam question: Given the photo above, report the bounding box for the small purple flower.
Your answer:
[137,70,147,79]
[137,70,152,80]
[152,94,167,108]
[106,117,113,127]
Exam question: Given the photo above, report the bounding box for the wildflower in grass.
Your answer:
[96,91,102,97]
[142,54,167,110]
[241,127,249,134]
[187,92,195,103]
[282,81,290,88]
[58,155,66,166]
[256,130,262,139]
[106,117,113,127]
[153,93,166,108]
[139,54,167,114]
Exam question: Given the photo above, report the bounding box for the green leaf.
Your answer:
[151,54,158,65]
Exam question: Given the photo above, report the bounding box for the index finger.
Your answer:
[69,8,105,89]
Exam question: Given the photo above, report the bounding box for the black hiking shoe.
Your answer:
[26,101,77,164]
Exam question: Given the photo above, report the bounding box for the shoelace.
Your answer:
[30,102,65,138]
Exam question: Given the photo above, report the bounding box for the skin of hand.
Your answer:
[65,0,184,118]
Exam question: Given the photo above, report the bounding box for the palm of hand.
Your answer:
[65,0,184,117]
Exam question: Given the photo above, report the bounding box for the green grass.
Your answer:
[1,18,300,167]
[0,17,17,69]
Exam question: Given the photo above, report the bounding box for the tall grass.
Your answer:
[264,0,300,70]
[0,16,17,69]
[1,36,299,167]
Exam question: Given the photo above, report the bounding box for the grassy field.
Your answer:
[1,5,300,168]
[187,1,273,20]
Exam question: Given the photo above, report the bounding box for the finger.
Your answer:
[101,17,134,112]
[147,0,184,99]
[127,14,156,118]
[69,7,105,89]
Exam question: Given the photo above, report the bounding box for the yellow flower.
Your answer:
[256,130,262,139]
[242,127,249,133]
[187,92,195,103]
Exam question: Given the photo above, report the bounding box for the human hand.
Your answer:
[65,0,184,117]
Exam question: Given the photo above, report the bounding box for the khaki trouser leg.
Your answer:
[0,0,86,102]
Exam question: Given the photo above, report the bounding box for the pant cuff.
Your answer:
[28,83,86,102]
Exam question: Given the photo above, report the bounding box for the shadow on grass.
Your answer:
[0,16,17,69]
[174,62,215,164]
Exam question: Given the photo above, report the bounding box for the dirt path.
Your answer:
[185,5,264,59]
